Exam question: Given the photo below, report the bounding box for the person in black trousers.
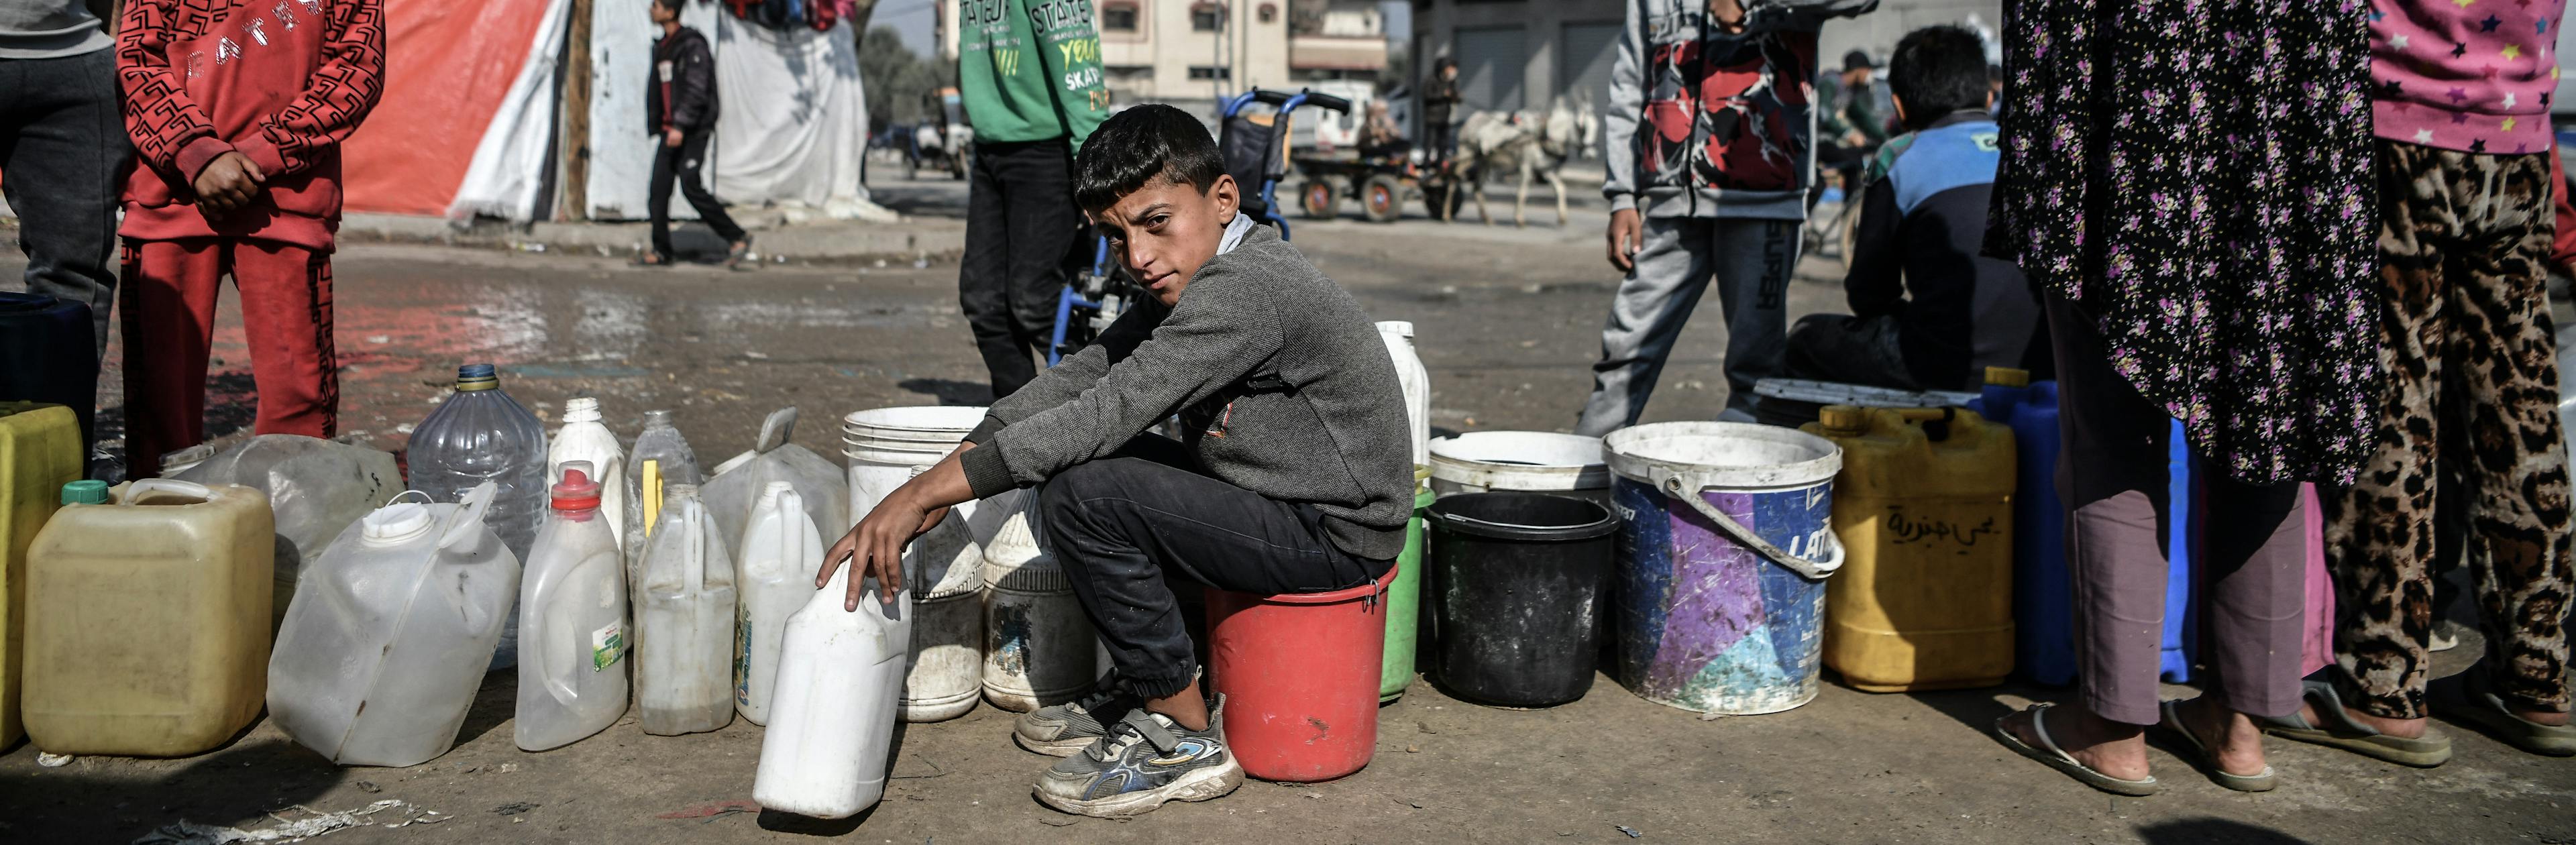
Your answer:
[639,0,748,268]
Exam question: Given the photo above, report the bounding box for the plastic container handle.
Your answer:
[522,549,583,707]
[120,478,213,504]
[438,482,499,549]
[1656,475,1846,581]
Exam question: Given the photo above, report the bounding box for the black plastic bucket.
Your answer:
[1427,492,1618,708]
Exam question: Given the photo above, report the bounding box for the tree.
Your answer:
[859,24,948,127]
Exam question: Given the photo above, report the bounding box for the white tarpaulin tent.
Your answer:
[448,0,573,221]
[584,6,885,222]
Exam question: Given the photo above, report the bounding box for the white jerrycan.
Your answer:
[1378,321,1431,468]
[735,482,825,724]
[268,482,518,767]
[515,461,631,752]
[753,562,910,818]
[637,485,738,736]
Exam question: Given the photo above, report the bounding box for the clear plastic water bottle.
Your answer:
[408,363,549,667]
[625,410,701,577]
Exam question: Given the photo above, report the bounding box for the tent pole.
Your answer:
[559,0,596,221]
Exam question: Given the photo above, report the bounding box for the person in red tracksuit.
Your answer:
[114,0,384,477]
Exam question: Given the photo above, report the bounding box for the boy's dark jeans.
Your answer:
[1,49,127,358]
[1037,436,1393,699]
[960,137,1079,400]
[647,129,746,258]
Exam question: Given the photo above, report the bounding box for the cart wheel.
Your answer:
[1421,178,1463,221]
[1299,180,1341,220]
[1362,174,1405,223]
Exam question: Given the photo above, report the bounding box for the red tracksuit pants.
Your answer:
[119,238,338,477]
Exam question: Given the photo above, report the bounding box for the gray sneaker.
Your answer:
[1032,708,1243,818]
[1014,682,1143,757]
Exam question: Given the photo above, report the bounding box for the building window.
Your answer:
[1188,65,1232,81]
[1191,3,1225,32]
[1102,1,1139,32]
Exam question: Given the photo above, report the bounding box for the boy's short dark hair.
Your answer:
[653,0,685,12]
[1074,105,1228,214]
[1888,25,1990,131]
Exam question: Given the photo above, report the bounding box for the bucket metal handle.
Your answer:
[1656,475,1845,581]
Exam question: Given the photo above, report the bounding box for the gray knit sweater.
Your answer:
[960,224,1413,559]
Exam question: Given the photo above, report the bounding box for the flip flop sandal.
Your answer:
[724,235,755,270]
[1992,703,2163,797]
[2255,679,2451,767]
[632,251,672,267]
[2446,667,2576,756]
[2157,699,2277,792]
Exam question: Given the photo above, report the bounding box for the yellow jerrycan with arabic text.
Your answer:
[1801,405,2015,691]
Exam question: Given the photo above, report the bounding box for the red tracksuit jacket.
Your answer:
[117,0,384,249]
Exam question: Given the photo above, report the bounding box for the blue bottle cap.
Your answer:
[457,363,500,391]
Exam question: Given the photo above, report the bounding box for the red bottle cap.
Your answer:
[552,461,603,511]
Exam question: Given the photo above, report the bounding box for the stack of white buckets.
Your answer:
[841,407,1102,721]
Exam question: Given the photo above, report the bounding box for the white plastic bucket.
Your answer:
[841,406,986,531]
[1428,431,1611,504]
[1603,422,1845,715]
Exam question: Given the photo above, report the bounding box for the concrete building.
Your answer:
[938,1,1299,104]
[1407,0,2003,114]
[1289,0,1391,84]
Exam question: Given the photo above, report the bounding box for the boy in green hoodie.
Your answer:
[955,0,1111,399]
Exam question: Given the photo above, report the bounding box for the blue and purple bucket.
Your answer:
[1604,422,1845,715]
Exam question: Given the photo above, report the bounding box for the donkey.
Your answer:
[1444,95,1601,227]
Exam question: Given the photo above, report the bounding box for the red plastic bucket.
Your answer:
[1205,563,1397,782]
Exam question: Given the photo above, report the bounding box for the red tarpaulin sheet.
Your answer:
[341,0,553,215]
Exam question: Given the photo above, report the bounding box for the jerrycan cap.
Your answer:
[1817,404,1871,436]
[552,461,604,511]
[1985,367,2030,388]
[60,480,109,505]
[362,502,436,545]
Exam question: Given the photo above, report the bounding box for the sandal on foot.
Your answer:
[632,251,672,267]
[2157,699,2277,792]
[2255,679,2451,767]
[1992,703,2163,797]
[2447,667,2576,756]
[724,235,754,269]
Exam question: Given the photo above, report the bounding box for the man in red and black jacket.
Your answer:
[639,0,748,268]
[115,0,383,477]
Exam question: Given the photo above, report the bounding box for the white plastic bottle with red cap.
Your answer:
[515,461,631,751]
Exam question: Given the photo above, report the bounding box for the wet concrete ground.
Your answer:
[4,183,2573,844]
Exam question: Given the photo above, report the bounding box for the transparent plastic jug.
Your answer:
[637,485,737,735]
[0,402,82,748]
[407,363,549,668]
[268,482,519,767]
[736,482,825,724]
[517,461,631,751]
[172,435,403,629]
[549,397,629,547]
[23,479,274,756]
[625,410,700,563]
[752,562,909,818]
[703,407,847,565]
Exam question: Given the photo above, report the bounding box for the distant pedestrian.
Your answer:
[1421,57,1460,164]
[2283,0,2575,762]
[1984,0,2375,793]
[115,0,384,478]
[954,0,1110,400]
[1,0,127,357]
[638,0,750,269]
[1582,0,1878,433]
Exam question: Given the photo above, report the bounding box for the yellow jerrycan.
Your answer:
[1802,405,2015,691]
[23,478,274,756]
[0,402,83,748]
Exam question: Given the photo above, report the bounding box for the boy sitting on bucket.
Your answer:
[822,104,1413,818]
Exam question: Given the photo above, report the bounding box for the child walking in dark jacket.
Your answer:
[639,0,747,267]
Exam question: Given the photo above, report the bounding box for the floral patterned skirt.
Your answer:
[1984,0,2381,486]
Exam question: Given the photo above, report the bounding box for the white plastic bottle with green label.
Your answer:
[735,482,824,725]
[637,485,737,736]
[753,553,909,818]
[515,461,630,751]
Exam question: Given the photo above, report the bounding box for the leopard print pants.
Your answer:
[2318,140,2573,720]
